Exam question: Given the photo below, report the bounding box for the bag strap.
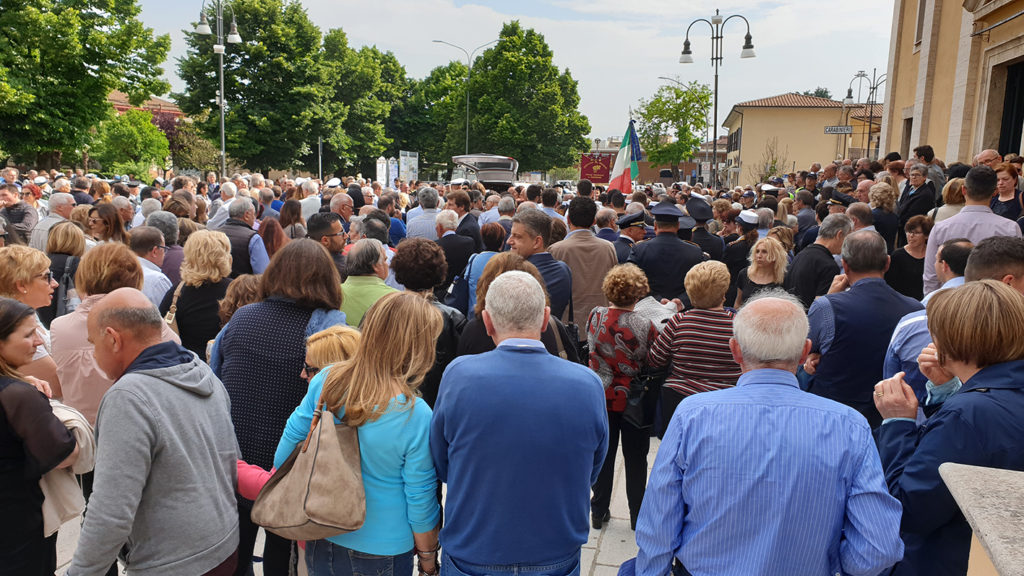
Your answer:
[300,394,330,453]
[549,316,566,359]
[461,252,478,279]
[62,255,76,280]
[166,282,185,318]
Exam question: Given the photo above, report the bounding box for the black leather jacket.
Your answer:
[420,300,467,408]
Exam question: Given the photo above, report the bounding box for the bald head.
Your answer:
[89,288,167,380]
[731,290,811,371]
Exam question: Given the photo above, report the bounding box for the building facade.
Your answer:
[881,0,1024,163]
[722,93,858,188]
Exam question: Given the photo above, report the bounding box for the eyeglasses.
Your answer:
[303,364,320,376]
[36,270,53,282]
[156,245,169,252]
[322,231,345,238]
[88,217,102,224]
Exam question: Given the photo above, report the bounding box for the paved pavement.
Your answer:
[57,439,659,575]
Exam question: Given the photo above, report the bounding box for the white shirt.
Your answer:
[139,257,172,307]
[300,196,322,222]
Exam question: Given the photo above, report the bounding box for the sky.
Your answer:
[138,0,894,145]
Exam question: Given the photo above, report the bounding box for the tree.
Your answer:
[0,0,170,167]
[462,21,590,172]
[91,109,170,175]
[801,87,833,99]
[176,0,344,172]
[160,111,220,172]
[635,80,713,180]
[747,137,790,184]
[388,61,467,170]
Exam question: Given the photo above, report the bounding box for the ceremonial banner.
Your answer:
[580,153,615,183]
[608,120,641,195]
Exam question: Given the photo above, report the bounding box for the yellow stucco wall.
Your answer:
[886,0,921,159]
[723,107,848,185]
[922,1,964,159]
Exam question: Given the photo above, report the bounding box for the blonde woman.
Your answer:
[158,230,233,358]
[0,246,61,395]
[930,178,965,223]
[300,325,361,382]
[735,237,787,307]
[37,222,87,328]
[275,292,442,576]
[69,205,97,250]
[869,181,900,252]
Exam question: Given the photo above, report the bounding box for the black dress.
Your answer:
[0,377,76,575]
[159,278,234,359]
[885,248,926,300]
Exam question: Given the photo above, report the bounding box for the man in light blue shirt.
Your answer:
[633,290,903,576]
[130,226,173,307]
[407,187,442,241]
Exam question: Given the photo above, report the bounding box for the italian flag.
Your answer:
[608,119,641,195]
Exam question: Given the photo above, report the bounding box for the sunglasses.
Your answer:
[303,363,320,376]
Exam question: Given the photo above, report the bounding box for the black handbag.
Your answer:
[564,293,588,364]
[444,253,478,315]
[622,368,666,431]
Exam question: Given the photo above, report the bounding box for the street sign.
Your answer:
[700,162,710,173]
[825,125,854,134]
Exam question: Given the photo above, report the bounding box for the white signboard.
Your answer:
[376,157,387,185]
[399,150,419,183]
[387,157,399,186]
[825,125,854,135]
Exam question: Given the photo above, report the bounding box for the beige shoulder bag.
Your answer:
[251,392,365,540]
[163,283,185,335]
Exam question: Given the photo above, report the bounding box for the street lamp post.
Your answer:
[433,39,498,155]
[678,9,755,189]
[843,69,886,160]
[195,1,242,179]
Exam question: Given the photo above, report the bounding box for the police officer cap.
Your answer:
[616,212,645,229]
[127,180,141,188]
[650,201,684,223]
[684,197,713,222]
[828,192,855,207]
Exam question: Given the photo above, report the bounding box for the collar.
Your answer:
[457,212,467,225]
[963,359,1024,391]
[736,368,800,389]
[566,228,590,238]
[344,275,387,286]
[138,257,162,272]
[960,204,995,213]
[850,276,887,288]
[496,337,546,350]
[124,341,193,375]
[940,276,966,290]
[442,230,456,237]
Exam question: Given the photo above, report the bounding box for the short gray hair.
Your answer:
[418,187,440,209]
[330,192,352,211]
[146,211,180,245]
[53,178,71,192]
[228,197,254,219]
[301,179,319,196]
[756,208,774,229]
[733,289,809,366]
[485,271,546,335]
[140,198,162,218]
[111,196,132,210]
[219,182,237,199]
[818,213,853,240]
[259,188,274,204]
[497,196,516,215]
[250,173,265,188]
[436,209,458,231]
[48,192,74,209]
[625,202,645,215]
[841,230,889,273]
[596,208,617,228]
[95,302,165,341]
[347,238,385,276]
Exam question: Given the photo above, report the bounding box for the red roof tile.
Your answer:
[734,92,844,108]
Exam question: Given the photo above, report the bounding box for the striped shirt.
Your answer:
[647,308,740,396]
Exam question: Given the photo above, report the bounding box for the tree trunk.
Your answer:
[35,150,62,171]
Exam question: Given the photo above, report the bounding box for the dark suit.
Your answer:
[627,233,705,301]
[596,227,619,243]
[436,232,476,299]
[456,212,483,253]
[528,252,572,320]
[613,236,635,264]
[691,227,725,261]
[896,181,936,247]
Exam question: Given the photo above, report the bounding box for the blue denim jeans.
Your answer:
[440,550,581,576]
[305,540,413,576]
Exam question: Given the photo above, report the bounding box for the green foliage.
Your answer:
[388,61,467,169]
[169,113,220,172]
[177,0,344,172]
[462,21,590,172]
[802,87,833,99]
[635,80,712,176]
[91,110,170,174]
[0,0,170,166]
[747,137,790,184]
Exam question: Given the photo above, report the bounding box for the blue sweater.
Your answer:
[431,339,608,565]
[274,369,440,555]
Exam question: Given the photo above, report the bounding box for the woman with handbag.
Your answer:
[273,292,443,576]
[586,264,659,532]
[158,230,234,358]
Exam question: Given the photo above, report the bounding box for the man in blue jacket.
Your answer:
[431,271,607,576]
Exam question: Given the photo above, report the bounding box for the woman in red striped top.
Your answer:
[648,260,742,424]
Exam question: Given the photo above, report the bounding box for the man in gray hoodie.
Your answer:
[68,288,240,576]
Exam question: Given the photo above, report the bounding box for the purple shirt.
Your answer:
[923,205,1021,293]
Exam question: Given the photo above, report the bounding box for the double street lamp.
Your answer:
[843,68,886,161]
[195,1,242,178]
[432,39,498,155]
[678,9,755,189]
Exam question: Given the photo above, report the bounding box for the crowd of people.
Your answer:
[0,143,1022,576]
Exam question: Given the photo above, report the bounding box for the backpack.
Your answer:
[54,256,80,318]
